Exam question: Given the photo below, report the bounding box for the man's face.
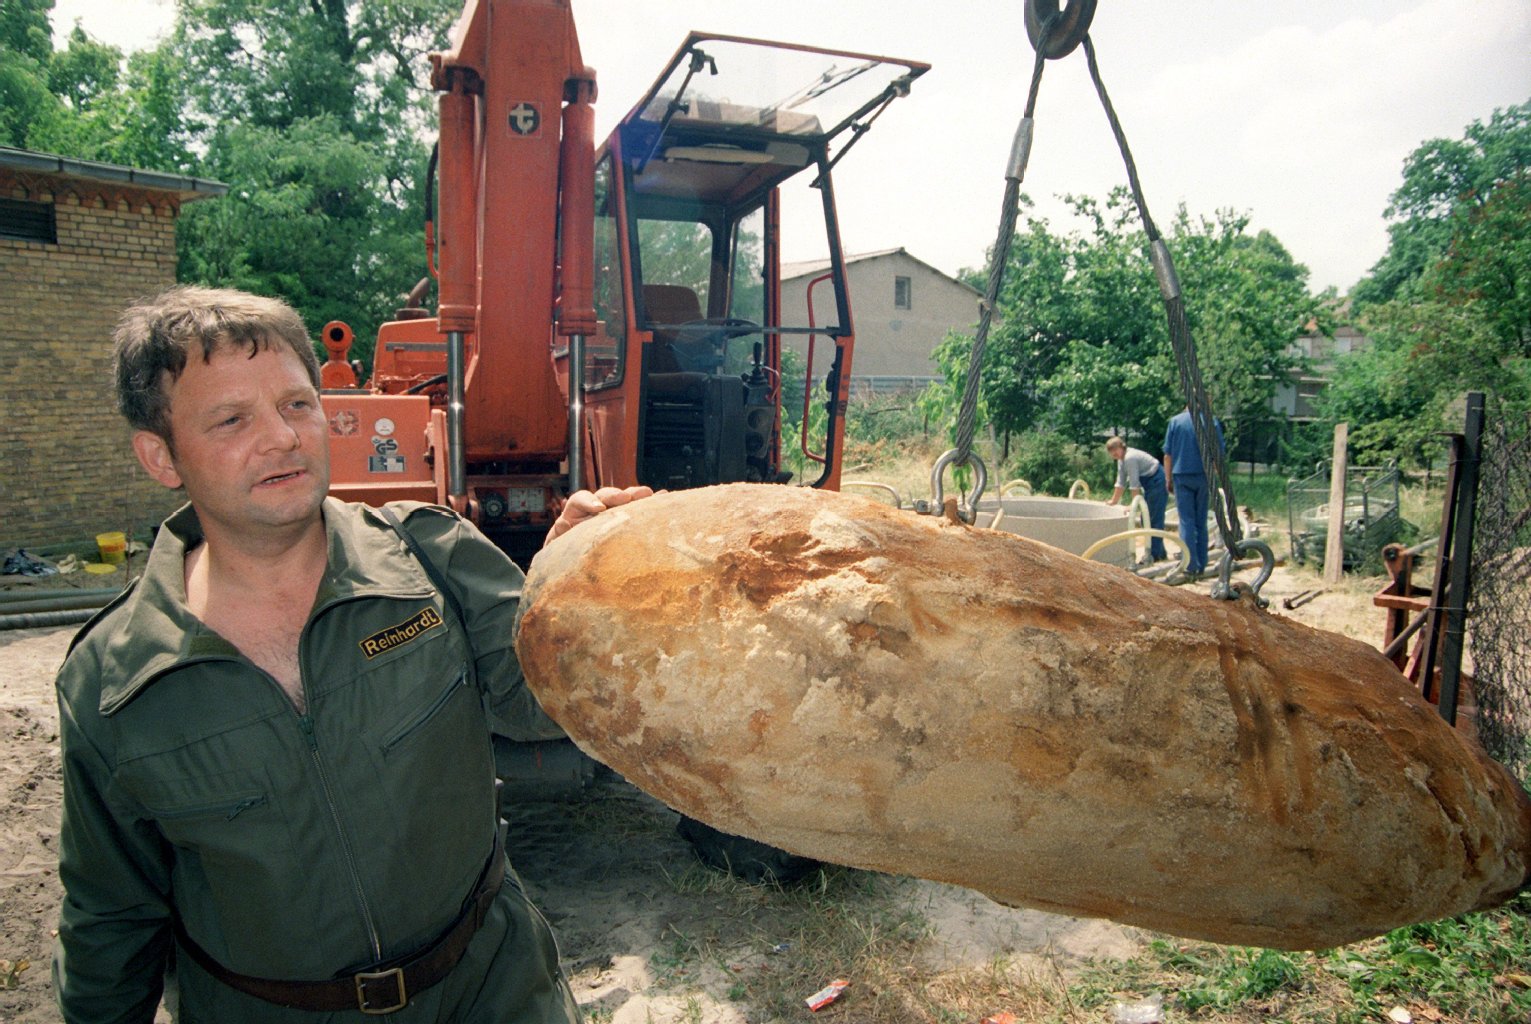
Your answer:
[133,342,330,540]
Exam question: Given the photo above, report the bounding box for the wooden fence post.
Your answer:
[1324,423,1349,584]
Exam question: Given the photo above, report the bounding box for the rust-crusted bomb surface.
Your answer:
[514,484,1531,949]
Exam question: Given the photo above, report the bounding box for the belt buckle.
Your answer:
[355,967,408,1014]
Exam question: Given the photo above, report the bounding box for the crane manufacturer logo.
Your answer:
[508,102,541,136]
[327,409,359,436]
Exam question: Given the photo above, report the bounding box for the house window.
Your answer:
[0,197,57,244]
[894,275,911,310]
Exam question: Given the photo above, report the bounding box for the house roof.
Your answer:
[0,146,227,201]
[782,246,980,295]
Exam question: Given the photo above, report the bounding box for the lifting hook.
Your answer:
[1024,0,1097,59]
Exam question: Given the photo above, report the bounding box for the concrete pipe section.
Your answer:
[977,496,1132,557]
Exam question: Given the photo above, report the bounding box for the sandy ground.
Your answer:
[0,561,1385,1022]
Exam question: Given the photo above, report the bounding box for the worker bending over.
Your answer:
[1104,436,1168,564]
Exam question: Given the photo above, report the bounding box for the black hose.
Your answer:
[0,608,96,631]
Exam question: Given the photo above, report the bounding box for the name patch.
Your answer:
[360,607,444,659]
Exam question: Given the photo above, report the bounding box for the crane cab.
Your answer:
[576,34,927,498]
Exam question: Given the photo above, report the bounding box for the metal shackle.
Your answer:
[1210,538,1276,607]
[925,448,988,524]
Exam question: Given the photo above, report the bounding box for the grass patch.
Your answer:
[1058,894,1531,1024]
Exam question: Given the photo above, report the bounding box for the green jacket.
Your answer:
[53,499,577,1023]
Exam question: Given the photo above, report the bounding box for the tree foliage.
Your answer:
[1325,100,1531,468]
[923,189,1320,469]
[168,0,458,364]
[0,0,56,146]
[1,4,194,171]
[5,0,459,369]
[1353,102,1531,313]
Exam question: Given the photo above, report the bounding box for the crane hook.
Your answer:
[1024,0,1097,59]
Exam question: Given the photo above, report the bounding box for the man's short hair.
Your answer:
[113,285,321,441]
[1105,436,1126,452]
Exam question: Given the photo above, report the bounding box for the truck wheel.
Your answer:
[675,815,822,885]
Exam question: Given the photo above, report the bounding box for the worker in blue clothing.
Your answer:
[1104,436,1168,563]
[1162,406,1225,578]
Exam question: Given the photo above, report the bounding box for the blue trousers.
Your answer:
[1174,473,1210,573]
[1140,469,1168,561]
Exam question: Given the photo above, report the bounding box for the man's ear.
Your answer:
[132,430,183,490]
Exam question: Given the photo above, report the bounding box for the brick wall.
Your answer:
[1,170,189,550]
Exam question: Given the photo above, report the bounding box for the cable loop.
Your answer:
[1024,0,1098,59]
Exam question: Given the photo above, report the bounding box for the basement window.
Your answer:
[0,197,57,244]
[894,274,911,310]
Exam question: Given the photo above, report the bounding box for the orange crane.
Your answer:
[320,0,927,566]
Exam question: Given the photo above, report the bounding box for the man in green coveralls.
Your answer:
[53,285,646,1022]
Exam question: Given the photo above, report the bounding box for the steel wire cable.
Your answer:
[1081,35,1244,553]
[953,15,1058,468]
[954,13,1246,567]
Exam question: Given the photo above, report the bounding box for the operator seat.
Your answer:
[638,283,750,490]
[643,284,720,374]
[643,283,703,326]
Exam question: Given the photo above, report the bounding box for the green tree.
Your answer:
[24,26,127,158]
[112,46,199,172]
[172,0,460,366]
[176,118,428,366]
[1331,100,1531,467]
[1353,101,1531,310]
[0,0,63,147]
[46,24,118,110]
[2,3,194,173]
[925,189,1316,461]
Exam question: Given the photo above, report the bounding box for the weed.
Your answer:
[0,958,30,991]
[1171,945,1308,1013]
[1063,896,1531,1024]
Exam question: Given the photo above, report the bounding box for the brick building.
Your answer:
[1,147,225,549]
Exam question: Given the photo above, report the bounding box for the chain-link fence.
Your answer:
[1469,409,1531,784]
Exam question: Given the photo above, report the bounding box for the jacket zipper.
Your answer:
[298,712,383,963]
[380,670,468,754]
[294,588,438,965]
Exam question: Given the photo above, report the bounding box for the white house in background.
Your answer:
[780,247,981,395]
[1272,322,1372,421]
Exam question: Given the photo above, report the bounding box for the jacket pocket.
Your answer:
[149,792,267,823]
[137,769,274,846]
[379,668,470,755]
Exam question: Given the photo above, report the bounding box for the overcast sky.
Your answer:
[51,0,1531,294]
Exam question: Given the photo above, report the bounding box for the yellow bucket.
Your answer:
[96,531,127,564]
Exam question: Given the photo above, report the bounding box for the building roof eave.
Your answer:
[0,146,228,201]
[782,246,982,297]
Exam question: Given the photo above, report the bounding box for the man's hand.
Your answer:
[545,486,655,546]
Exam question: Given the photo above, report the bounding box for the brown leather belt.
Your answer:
[174,830,505,1015]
